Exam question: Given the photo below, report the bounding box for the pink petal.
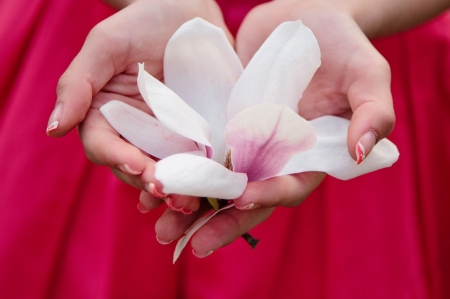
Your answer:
[155,153,248,199]
[164,18,243,163]
[278,116,400,179]
[137,64,213,158]
[173,203,235,263]
[100,101,198,159]
[225,104,316,182]
[228,20,321,120]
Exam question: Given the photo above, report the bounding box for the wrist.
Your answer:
[102,0,137,10]
[102,0,218,10]
[308,0,450,38]
[291,0,367,34]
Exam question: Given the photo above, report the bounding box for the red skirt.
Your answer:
[1,0,449,297]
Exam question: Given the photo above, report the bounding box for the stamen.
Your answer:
[224,149,233,171]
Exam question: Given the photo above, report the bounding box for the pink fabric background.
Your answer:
[1,0,449,298]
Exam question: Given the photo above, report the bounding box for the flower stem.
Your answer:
[205,197,260,249]
[241,233,259,249]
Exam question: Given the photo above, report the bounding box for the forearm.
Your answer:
[329,0,450,37]
[102,0,136,10]
[102,0,219,11]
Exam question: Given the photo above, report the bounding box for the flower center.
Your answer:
[224,149,233,171]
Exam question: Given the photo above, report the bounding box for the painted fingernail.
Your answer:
[46,103,62,135]
[118,164,142,175]
[192,249,214,258]
[156,235,173,245]
[166,197,180,211]
[181,208,193,215]
[46,121,59,134]
[235,203,261,210]
[356,130,377,165]
[164,198,192,214]
[163,197,171,206]
[356,142,365,165]
[137,202,150,213]
[147,183,167,199]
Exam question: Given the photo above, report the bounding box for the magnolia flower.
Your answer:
[100,18,399,262]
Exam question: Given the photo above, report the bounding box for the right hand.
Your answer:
[47,0,232,212]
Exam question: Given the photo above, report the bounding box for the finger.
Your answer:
[190,207,273,258]
[166,194,201,215]
[47,18,129,137]
[138,176,201,215]
[155,202,211,244]
[233,172,325,210]
[347,52,395,163]
[80,107,149,178]
[110,156,158,190]
[137,190,164,213]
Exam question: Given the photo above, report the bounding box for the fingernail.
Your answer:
[46,121,59,134]
[118,164,142,175]
[147,183,167,199]
[46,103,62,134]
[165,198,192,214]
[356,130,377,165]
[166,197,181,211]
[163,197,171,206]
[235,203,261,210]
[192,249,213,258]
[137,202,150,213]
[156,235,173,245]
[181,208,193,215]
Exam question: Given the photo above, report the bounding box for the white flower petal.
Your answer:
[173,203,235,263]
[155,153,248,199]
[137,64,213,158]
[225,104,316,181]
[165,18,243,163]
[227,20,321,120]
[100,100,198,159]
[278,116,400,179]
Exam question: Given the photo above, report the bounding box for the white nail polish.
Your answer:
[46,121,59,133]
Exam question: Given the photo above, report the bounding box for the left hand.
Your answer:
[154,0,395,258]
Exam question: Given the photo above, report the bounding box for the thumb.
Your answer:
[347,57,396,163]
[46,21,126,137]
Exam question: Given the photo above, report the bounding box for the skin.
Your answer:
[327,0,450,38]
[48,0,450,256]
[50,0,231,215]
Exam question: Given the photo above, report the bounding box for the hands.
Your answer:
[155,1,397,257]
[48,0,396,257]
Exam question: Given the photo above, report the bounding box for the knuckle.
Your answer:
[375,54,390,71]
[372,54,392,78]
[56,72,71,98]
[381,107,396,136]
[87,22,113,43]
